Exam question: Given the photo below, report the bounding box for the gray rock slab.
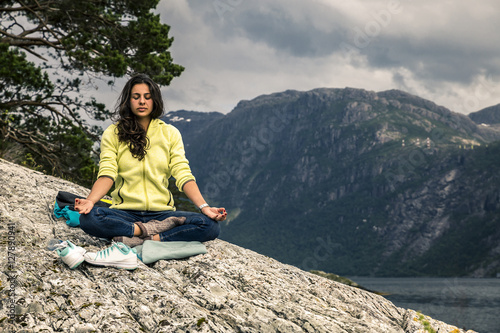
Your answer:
[0,158,475,332]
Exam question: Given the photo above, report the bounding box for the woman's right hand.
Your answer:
[74,176,113,214]
[75,198,94,215]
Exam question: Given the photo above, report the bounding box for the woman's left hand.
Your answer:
[201,206,227,221]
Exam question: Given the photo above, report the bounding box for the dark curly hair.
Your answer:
[112,74,165,160]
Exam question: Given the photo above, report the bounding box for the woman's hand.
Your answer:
[201,206,227,222]
[75,198,95,215]
[182,181,227,221]
[74,176,113,215]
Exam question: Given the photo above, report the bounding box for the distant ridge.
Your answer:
[469,103,500,125]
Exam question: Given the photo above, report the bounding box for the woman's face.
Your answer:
[130,83,154,121]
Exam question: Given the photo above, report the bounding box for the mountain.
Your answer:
[163,110,225,146]
[0,158,472,333]
[162,88,500,277]
[469,103,500,125]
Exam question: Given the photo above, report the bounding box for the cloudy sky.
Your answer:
[137,0,500,115]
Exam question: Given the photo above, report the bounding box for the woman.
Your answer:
[76,74,226,253]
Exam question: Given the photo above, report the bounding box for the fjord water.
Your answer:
[350,277,500,333]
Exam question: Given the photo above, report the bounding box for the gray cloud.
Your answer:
[354,34,500,85]
[338,1,500,83]
[157,0,500,114]
[217,1,349,58]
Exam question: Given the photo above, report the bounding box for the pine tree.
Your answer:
[0,0,183,187]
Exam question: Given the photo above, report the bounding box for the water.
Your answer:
[349,277,500,333]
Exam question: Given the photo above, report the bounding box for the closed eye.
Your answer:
[132,94,152,100]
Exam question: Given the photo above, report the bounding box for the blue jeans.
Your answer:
[79,208,220,242]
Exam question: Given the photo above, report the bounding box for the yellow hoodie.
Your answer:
[97,119,195,211]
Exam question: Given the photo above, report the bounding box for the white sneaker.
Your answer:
[54,240,86,269]
[84,242,138,270]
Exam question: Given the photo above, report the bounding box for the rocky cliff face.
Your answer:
[0,159,476,332]
[163,88,500,277]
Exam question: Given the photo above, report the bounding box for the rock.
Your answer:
[0,158,476,332]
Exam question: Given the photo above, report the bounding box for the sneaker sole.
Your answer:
[85,261,138,270]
